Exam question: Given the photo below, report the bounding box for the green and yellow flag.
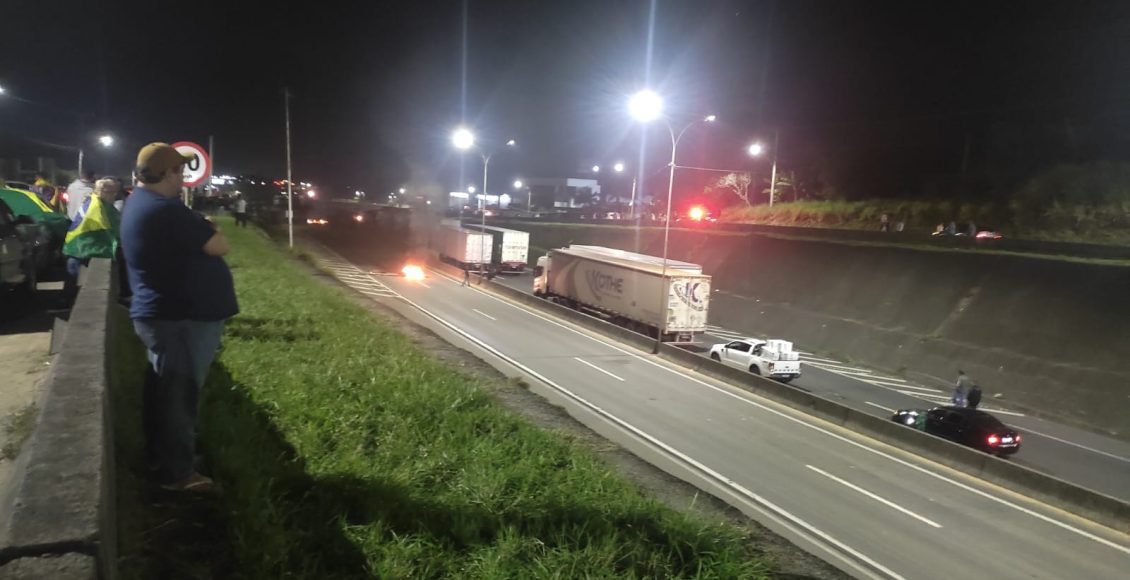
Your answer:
[0,187,70,239]
[64,195,120,259]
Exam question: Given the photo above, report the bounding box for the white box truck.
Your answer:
[463,224,530,273]
[533,246,711,343]
[434,223,493,267]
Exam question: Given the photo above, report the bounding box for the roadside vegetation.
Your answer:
[0,403,39,460]
[718,162,1130,245]
[113,218,772,578]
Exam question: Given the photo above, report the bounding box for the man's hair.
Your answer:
[135,166,165,184]
[94,178,118,193]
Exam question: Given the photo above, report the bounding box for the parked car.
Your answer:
[2,181,33,191]
[0,199,36,296]
[891,406,1021,456]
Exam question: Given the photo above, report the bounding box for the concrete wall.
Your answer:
[0,259,116,579]
[505,222,1130,438]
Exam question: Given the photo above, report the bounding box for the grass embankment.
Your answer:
[113,217,770,578]
[721,199,1130,245]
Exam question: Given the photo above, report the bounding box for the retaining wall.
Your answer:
[0,259,116,579]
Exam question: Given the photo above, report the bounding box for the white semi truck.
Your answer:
[462,224,530,273]
[434,223,493,268]
[533,245,711,343]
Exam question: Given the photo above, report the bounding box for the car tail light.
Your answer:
[1015,434,1021,443]
[987,435,1000,446]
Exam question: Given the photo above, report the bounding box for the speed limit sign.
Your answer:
[171,141,211,187]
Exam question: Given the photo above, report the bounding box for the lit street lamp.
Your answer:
[613,162,625,173]
[630,89,716,352]
[513,179,530,211]
[592,165,600,173]
[452,127,516,271]
[747,131,780,206]
[0,84,107,177]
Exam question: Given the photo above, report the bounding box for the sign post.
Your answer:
[172,141,211,207]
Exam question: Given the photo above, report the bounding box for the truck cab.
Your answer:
[709,338,802,383]
[532,255,548,296]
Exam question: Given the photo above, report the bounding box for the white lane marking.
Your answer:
[1011,427,1130,464]
[416,281,432,288]
[809,365,907,382]
[898,391,953,402]
[866,402,897,413]
[401,274,905,579]
[977,407,1025,417]
[463,281,1130,555]
[803,356,851,365]
[871,382,940,393]
[472,308,497,321]
[805,361,876,374]
[574,357,626,382]
[807,465,943,529]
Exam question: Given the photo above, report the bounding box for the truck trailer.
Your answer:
[434,223,493,268]
[462,224,530,272]
[533,245,711,343]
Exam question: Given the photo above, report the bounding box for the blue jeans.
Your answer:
[63,257,89,306]
[132,318,225,484]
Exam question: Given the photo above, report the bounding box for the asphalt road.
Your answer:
[309,245,1130,579]
[492,272,1130,503]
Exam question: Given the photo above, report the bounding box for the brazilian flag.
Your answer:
[0,187,70,240]
[64,195,120,259]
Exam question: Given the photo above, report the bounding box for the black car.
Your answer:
[891,406,1021,456]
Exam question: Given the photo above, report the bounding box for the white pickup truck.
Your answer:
[709,338,802,383]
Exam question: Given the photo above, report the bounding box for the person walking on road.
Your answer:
[233,194,248,227]
[967,383,983,409]
[953,370,972,407]
[121,143,239,494]
[462,267,470,287]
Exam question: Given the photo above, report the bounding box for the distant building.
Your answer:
[525,177,602,209]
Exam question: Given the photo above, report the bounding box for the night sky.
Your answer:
[3,0,1128,201]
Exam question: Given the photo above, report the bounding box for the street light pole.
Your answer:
[768,129,779,207]
[628,177,638,219]
[284,88,294,248]
[480,152,490,275]
[652,117,713,354]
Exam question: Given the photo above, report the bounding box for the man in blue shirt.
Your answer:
[121,143,238,493]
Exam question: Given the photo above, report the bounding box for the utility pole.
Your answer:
[768,130,779,207]
[208,135,215,197]
[284,88,294,248]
